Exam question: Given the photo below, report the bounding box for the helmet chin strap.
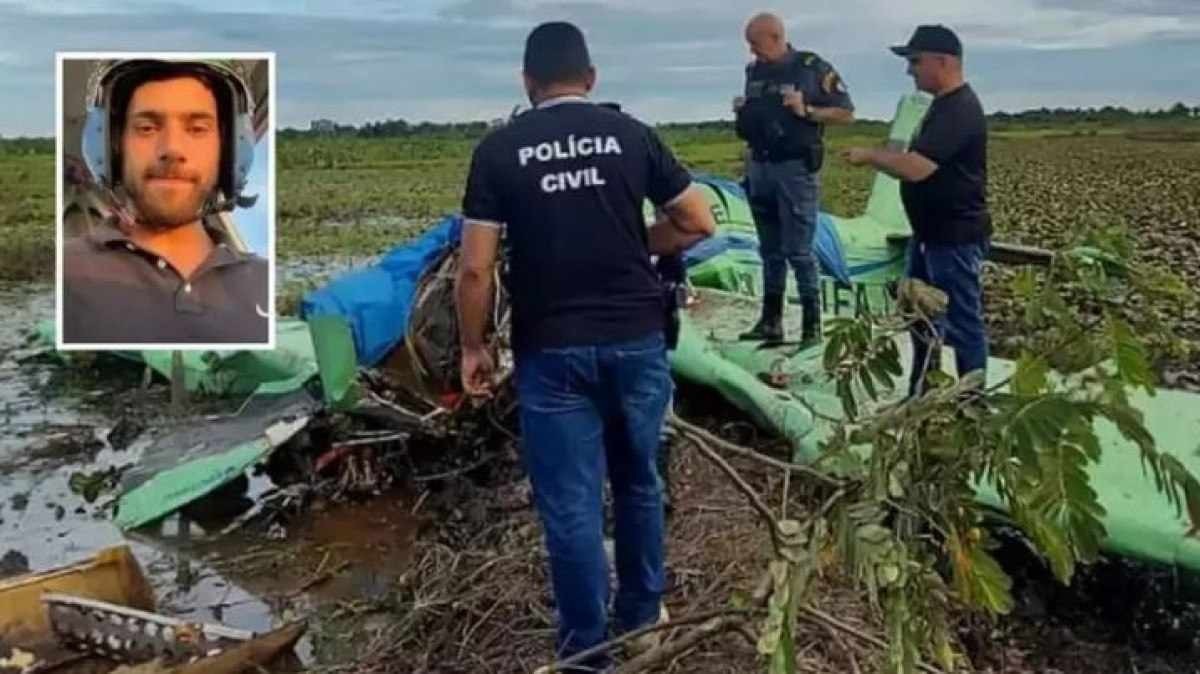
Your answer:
[201,190,257,216]
[105,185,143,234]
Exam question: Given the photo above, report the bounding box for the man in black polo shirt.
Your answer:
[62,59,268,345]
[843,25,992,396]
[455,22,716,666]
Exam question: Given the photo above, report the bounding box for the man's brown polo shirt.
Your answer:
[62,221,269,344]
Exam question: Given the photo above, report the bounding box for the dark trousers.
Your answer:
[746,158,821,302]
[905,239,990,396]
[514,331,672,665]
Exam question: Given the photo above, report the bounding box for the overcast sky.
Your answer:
[2,0,1199,135]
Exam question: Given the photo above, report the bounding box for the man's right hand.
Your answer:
[732,96,746,113]
[461,345,496,399]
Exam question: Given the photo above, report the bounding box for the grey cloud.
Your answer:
[0,0,1196,136]
[1032,0,1200,16]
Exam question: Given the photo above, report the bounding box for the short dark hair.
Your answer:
[523,21,592,86]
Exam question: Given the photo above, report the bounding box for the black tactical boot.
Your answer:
[739,292,784,344]
[800,296,822,346]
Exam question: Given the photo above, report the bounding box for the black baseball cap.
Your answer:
[890,25,962,58]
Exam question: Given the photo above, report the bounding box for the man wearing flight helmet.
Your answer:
[62,58,268,344]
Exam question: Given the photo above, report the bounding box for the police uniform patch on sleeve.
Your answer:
[822,70,846,95]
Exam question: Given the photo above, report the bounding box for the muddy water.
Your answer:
[0,283,419,668]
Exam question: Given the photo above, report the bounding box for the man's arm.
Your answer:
[846,99,976,182]
[808,105,854,125]
[642,125,717,254]
[782,93,855,126]
[797,58,855,126]
[455,221,500,350]
[647,185,717,255]
[844,147,938,183]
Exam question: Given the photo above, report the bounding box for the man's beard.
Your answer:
[126,167,215,231]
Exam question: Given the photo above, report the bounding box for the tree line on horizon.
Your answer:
[1,102,1196,152]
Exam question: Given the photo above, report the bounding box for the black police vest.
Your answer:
[738,51,826,169]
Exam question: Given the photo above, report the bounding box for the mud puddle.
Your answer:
[0,283,420,670]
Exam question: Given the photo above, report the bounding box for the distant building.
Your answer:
[310,119,336,134]
[488,118,506,129]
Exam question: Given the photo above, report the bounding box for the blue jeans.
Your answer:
[515,331,672,664]
[746,159,820,301]
[906,239,989,396]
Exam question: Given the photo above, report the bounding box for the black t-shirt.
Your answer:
[901,84,992,245]
[461,99,692,352]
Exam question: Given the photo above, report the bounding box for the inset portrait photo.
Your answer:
[57,53,275,349]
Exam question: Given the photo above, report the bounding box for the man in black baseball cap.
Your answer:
[842,24,993,398]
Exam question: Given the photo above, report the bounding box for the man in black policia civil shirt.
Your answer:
[454,21,716,668]
[734,12,855,347]
[62,59,268,344]
[844,25,992,396]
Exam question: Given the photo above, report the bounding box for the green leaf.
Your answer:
[879,563,901,586]
[822,331,844,373]
[1159,455,1200,533]
[1012,352,1050,398]
[921,369,954,391]
[1063,417,1104,462]
[967,545,1015,614]
[1042,287,1071,320]
[881,339,904,376]
[857,524,892,546]
[949,531,1015,615]
[837,377,859,420]
[1017,507,1077,584]
[1013,267,1038,300]
[767,617,797,674]
[1001,394,1079,465]
[1099,401,1155,457]
[934,629,957,672]
[1030,443,1107,564]
[868,357,897,393]
[1109,317,1156,394]
[858,366,879,401]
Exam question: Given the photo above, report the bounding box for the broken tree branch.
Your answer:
[613,615,747,674]
[548,608,757,672]
[678,426,783,552]
[411,452,497,483]
[801,605,947,674]
[668,415,844,487]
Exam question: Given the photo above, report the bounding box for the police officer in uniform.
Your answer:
[734,12,855,346]
[455,21,716,668]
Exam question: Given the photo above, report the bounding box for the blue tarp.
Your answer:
[815,212,852,284]
[690,174,853,285]
[301,215,462,366]
[298,179,852,368]
[680,212,853,285]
